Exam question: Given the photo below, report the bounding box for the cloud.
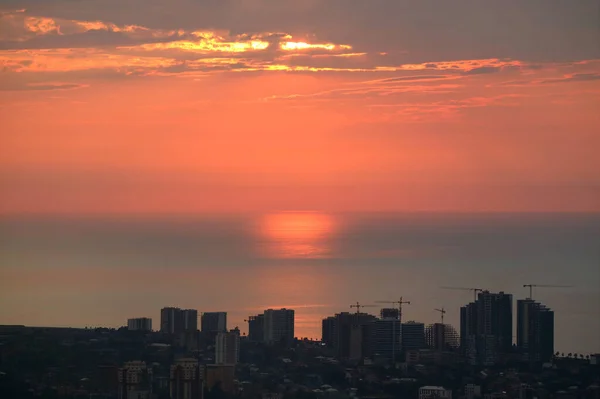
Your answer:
[540,73,600,84]
[463,66,502,75]
[0,81,87,91]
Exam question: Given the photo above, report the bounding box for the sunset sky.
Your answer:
[1,0,599,214]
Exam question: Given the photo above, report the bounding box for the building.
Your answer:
[247,314,264,342]
[118,361,153,399]
[426,323,459,351]
[201,312,227,334]
[161,307,184,334]
[205,364,236,394]
[419,386,452,399]
[371,318,401,362]
[517,299,554,363]
[321,316,336,346]
[127,317,152,332]
[170,358,203,399]
[465,384,481,399]
[183,309,198,332]
[332,312,377,359]
[263,308,295,346]
[460,291,513,365]
[216,329,240,365]
[402,321,426,350]
[380,308,400,320]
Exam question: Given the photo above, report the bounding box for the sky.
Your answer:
[1,0,600,214]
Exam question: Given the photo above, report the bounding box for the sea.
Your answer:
[1,212,599,354]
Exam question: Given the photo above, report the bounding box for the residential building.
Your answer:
[161,307,184,334]
[321,316,336,346]
[517,299,554,363]
[127,317,152,332]
[118,361,153,399]
[183,309,198,332]
[332,312,377,359]
[170,358,203,399]
[465,384,481,399]
[371,318,401,362]
[460,291,513,365]
[247,314,264,342]
[426,323,459,351]
[419,386,452,399]
[402,321,426,350]
[380,308,400,320]
[263,308,295,346]
[201,312,227,334]
[216,329,240,365]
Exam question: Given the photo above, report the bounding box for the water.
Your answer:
[1,212,599,354]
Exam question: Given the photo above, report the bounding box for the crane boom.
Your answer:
[523,284,572,299]
[440,286,483,301]
[375,296,411,320]
[434,307,447,324]
[350,302,376,314]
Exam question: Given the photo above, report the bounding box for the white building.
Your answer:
[170,358,203,399]
[419,386,452,399]
[118,361,153,399]
[216,330,240,364]
[127,317,152,332]
[264,308,294,346]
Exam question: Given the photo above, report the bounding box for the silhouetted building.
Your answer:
[127,317,152,332]
[170,358,203,399]
[322,316,336,346]
[183,309,198,332]
[460,291,513,365]
[264,308,295,346]
[371,318,402,362]
[426,323,459,351]
[333,312,377,359]
[247,314,264,342]
[402,321,426,350]
[118,361,153,399]
[419,386,452,399]
[380,308,400,320]
[216,329,240,364]
[517,299,554,363]
[201,312,227,334]
[161,307,184,334]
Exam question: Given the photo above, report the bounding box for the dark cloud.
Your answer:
[0,81,86,91]
[540,73,600,84]
[463,66,501,75]
[1,0,599,63]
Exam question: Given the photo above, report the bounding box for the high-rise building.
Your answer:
[322,316,336,346]
[332,312,377,359]
[263,308,295,346]
[201,312,227,333]
[216,329,240,365]
[460,291,513,365]
[380,308,400,320]
[161,307,184,334]
[426,323,459,351]
[183,309,198,332]
[402,321,426,350]
[170,358,203,399]
[247,314,264,342]
[517,299,554,363]
[127,317,152,332]
[371,318,402,362]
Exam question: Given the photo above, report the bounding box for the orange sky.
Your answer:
[1,1,599,213]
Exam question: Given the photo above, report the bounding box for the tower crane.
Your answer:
[440,286,483,301]
[350,302,376,314]
[375,297,411,320]
[434,308,447,324]
[523,284,572,299]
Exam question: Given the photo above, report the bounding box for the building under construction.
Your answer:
[425,323,459,351]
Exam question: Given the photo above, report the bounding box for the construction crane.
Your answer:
[523,284,572,299]
[440,286,483,301]
[350,302,376,314]
[375,297,411,320]
[434,308,447,324]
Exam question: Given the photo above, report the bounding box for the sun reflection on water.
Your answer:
[258,211,336,259]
